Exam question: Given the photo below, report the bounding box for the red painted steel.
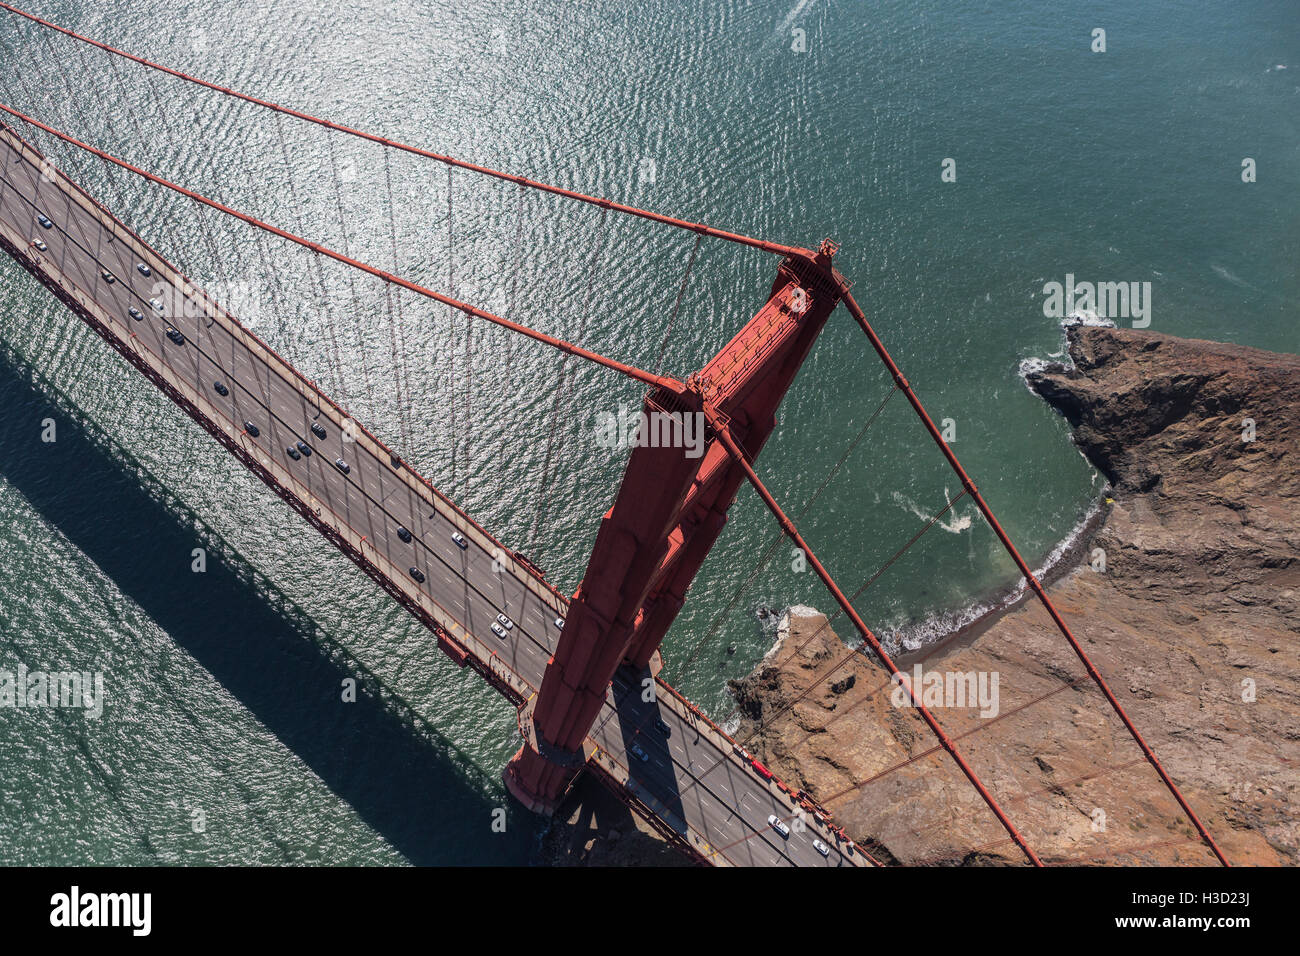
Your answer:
[701,403,1045,867]
[0,229,530,709]
[0,102,681,393]
[0,119,568,612]
[0,2,806,260]
[0,39,1232,861]
[837,287,1231,867]
[503,245,844,814]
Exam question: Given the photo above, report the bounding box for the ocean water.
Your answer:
[0,0,1295,864]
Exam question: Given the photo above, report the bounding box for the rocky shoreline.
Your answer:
[546,326,1298,865]
[730,326,1298,866]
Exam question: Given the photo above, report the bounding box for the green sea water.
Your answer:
[0,0,1295,864]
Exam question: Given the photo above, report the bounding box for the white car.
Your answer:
[767,814,791,838]
[137,262,152,277]
[451,531,468,550]
[149,297,164,312]
[31,238,47,252]
[496,613,514,630]
[812,838,830,857]
[490,622,508,640]
[553,616,565,630]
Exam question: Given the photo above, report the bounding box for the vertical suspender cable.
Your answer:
[326,130,378,421]
[274,111,347,407]
[446,163,456,496]
[381,145,414,453]
[527,205,609,552]
[654,232,700,376]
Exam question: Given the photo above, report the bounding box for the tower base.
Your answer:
[502,696,588,816]
[502,742,583,817]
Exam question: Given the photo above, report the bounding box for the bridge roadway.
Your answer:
[0,124,861,867]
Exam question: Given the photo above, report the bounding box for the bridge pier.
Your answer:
[505,242,844,816]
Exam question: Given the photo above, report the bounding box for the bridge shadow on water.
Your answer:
[0,345,539,865]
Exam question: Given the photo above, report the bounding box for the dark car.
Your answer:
[334,457,350,475]
[408,567,425,584]
[396,526,412,544]
[296,441,312,457]
[389,453,402,470]
[128,307,144,322]
[36,214,53,229]
[100,269,116,285]
[310,422,327,440]
[165,326,185,345]
[654,717,671,737]
[213,381,229,396]
[286,446,301,461]
[243,421,260,438]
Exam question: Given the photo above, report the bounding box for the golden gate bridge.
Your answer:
[0,2,1228,866]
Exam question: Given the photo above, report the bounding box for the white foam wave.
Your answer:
[1017,355,1053,385]
[891,488,972,534]
[1211,264,1262,292]
[1063,309,1115,329]
[878,495,1107,655]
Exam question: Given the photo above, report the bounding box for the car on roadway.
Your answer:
[100,269,116,284]
[496,613,514,631]
[136,263,151,277]
[36,214,53,229]
[165,326,185,345]
[408,567,425,583]
[149,297,164,312]
[396,526,412,543]
[296,440,312,457]
[654,717,671,737]
[812,838,830,857]
[212,381,228,396]
[31,238,47,252]
[310,422,327,440]
[334,457,350,474]
[554,616,565,630]
[629,743,649,763]
[451,531,467,549]
[767,815,791,838]
[243,421,260,438]
[128,307,144,322]
[490,622,509,640]
[286,446,301,461]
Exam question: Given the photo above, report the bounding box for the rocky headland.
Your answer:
[728,325,1298,865]
[546,325,1297,866]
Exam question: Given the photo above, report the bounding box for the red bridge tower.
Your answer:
[504,241,845,813]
